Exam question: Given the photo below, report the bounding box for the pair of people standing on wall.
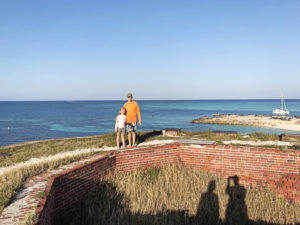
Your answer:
[115,93,142,149]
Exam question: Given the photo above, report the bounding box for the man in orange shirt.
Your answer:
[123,93,142,147]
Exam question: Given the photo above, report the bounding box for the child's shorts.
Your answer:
[126,123,136,132]
[117,127,125,134]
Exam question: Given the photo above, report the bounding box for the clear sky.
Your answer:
[0,0,299,100]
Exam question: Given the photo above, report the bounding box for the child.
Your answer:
[115,107,127,149]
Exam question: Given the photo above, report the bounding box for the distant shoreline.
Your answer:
[191,115,300,132]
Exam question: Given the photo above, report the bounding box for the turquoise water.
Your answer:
[0,100,300,146]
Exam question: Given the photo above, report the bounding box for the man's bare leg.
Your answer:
[132,132,136,146]
[128,132,132,147]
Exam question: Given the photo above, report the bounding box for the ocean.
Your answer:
[1,100,300,147]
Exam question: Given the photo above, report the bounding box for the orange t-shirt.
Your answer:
[123,101,141,123]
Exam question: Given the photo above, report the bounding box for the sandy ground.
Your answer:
[192,115,300,132]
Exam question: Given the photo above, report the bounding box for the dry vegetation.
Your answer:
[0,132,120,212]
[0,131,298,216]
[58,164,300,225]
[181,131,300,150]
[0,133,119,168]
[0,131,162,212]
[0,153,91,212]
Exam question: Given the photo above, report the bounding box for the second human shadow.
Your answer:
[196,180,222,225]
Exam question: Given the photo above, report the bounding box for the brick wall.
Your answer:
[179,144,300,201]
[37,154,116,225]
[37,144,181,225]
[116,143,181,171]
[37,143,300,225]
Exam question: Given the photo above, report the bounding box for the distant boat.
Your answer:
[272,92,290,116]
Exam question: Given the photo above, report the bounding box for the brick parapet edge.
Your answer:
[36,143,300,225]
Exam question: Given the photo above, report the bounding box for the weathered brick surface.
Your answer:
[37,154,116,224]
[116,143,181,171]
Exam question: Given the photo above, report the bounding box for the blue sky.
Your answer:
[0,0,299,100]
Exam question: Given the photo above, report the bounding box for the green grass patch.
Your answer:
[0,133,118,167]
[141,166,161,184]
[33,191,47,201]
[248,133,279,142]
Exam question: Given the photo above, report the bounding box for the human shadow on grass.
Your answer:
[55,177,286,225]
[222,175,286,225]
[195,180,222,225]
[224,176,248,225]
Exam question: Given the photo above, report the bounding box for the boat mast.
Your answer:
[281,91,284,110]
[281,91,287,111]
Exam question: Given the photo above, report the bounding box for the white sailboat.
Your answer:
[272,92,290,116]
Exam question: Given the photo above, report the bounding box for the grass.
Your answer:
[33,191,47,201]
[0,130,169,168]
[57,164,300,225]
[0,130,298,214]
[0,131,161,212]
[25,210,38,225]
[0,132,118,167]
[180,131,300,149]
[0,153,91,212]
[0,131,296,169]
[0,133,119,212]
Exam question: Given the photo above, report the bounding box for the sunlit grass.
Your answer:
[0,133,118,167]
[0,131,160,212]
[0,153,91,212]
[1,130,298,216]
[59,164,300,225]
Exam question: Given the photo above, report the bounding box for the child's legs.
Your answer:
[121,133,125,147]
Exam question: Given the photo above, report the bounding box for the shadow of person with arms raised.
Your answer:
[225,175,249,225]
[196,180,222,225]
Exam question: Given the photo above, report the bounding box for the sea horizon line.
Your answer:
[1,98,300,102]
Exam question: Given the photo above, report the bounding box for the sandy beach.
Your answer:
[192,115,300,132]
